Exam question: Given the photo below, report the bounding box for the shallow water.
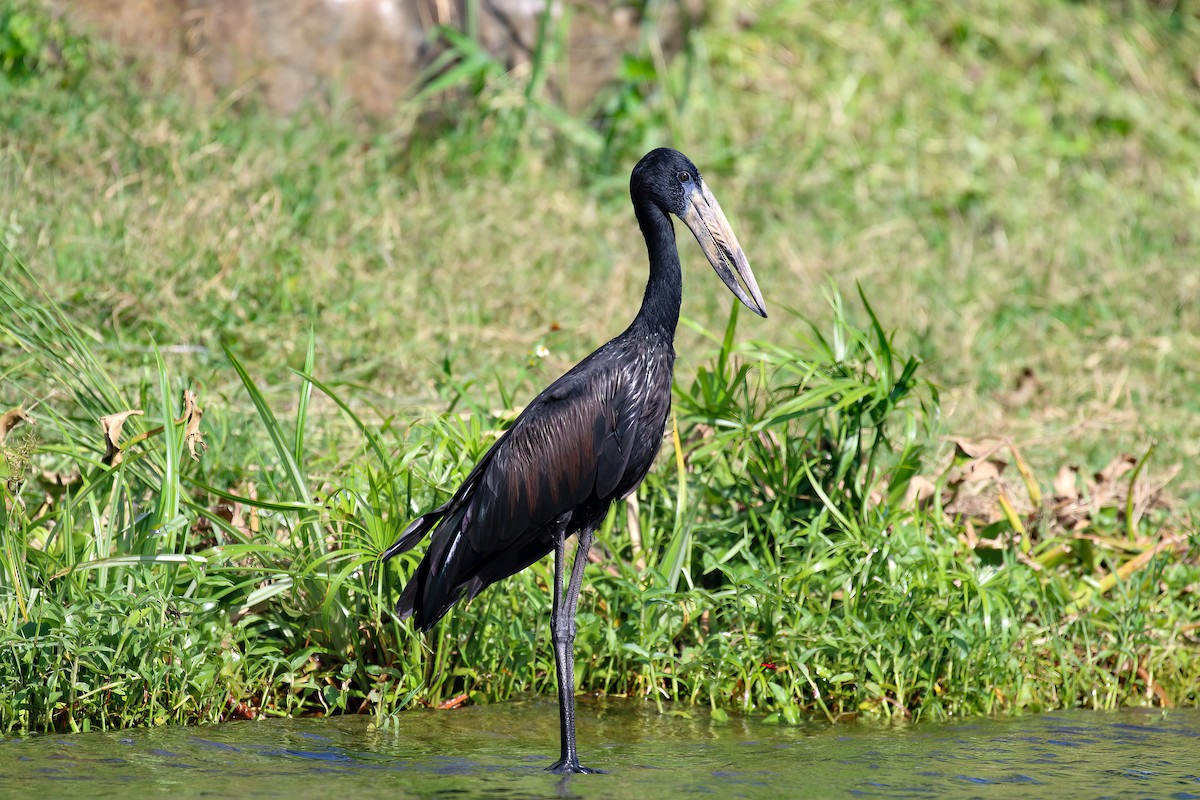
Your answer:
[2,700,1198,799]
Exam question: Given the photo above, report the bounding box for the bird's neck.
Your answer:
[632,203,682,338]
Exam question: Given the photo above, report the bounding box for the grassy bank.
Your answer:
[2,0,1199,733]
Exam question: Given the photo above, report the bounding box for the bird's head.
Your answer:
[631,148,767,318]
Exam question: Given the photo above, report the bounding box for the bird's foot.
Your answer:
[547,758,606,775]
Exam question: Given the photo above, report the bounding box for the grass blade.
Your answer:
[221,343,312,508]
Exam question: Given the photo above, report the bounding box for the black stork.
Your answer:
[382,147,767,774]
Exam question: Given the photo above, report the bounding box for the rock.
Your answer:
[50,0,704,116]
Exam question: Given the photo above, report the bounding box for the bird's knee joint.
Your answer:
[551,621,577,644]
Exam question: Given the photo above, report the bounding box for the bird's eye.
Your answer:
[678,171,691,183]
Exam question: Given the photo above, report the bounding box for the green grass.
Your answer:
[1,0,1198,733]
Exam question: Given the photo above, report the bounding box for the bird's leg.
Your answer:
[547,522,603,775]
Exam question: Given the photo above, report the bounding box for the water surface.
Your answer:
[2,700,1198,799]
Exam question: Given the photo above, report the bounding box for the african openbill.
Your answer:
[382,147,767,774]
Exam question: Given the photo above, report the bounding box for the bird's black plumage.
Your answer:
[388,338,670,628]
[382,147,766,774]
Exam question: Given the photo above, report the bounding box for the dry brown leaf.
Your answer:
[1096,453,1137,485]
[946,490,1004,523]
[0,406,34,446]
[952,457,1007,485]
[952,437,1006,461]
[38,468,82,495]
[191,497,242,548]
[176,389,207,462]
[960,518,978,550]
[246,481,260,535]
[1051,497,1092,532]
[1005,367,1042,407]
[226,694,257,721]
[903,475,938,509]
[100,409,144,466]
[437,693,470,710]
[1053,464,1080,500]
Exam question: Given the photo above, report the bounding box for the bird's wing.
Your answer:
[379,498,452,561]
[462,365,640,553]
[388,356,653,629]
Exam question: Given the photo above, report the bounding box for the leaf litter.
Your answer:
[901,433,1188,608]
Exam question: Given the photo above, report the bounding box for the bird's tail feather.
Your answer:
[395,572,475,631]
[392,502,477,629]
[380,500,451,561]
[394,573,424,624]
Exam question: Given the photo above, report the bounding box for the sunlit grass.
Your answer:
[3,1,1198,489]
[3,256,1196,732]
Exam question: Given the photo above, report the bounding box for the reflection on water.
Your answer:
[1,699,1198,799]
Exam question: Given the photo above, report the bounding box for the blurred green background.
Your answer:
[4,0,1198,490]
